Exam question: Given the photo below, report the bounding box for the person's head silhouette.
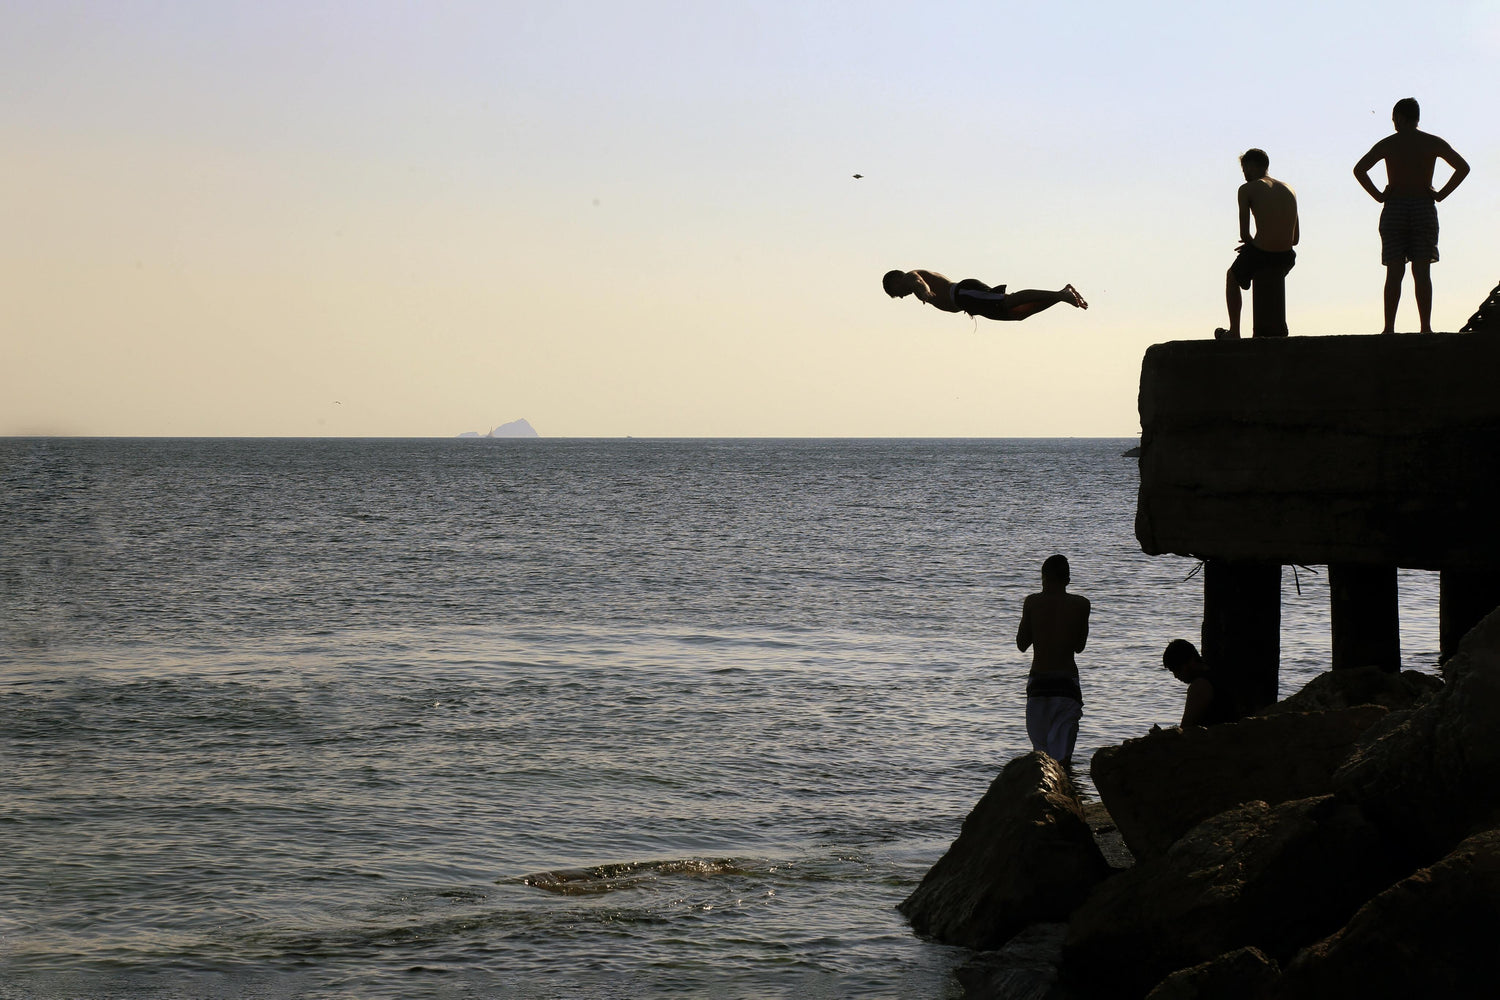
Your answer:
[1392,97,1419,130]
[1239,148,1269,181]
[1041,554,1070,590]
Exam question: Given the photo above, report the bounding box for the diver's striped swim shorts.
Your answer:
[1379,195,1439,266]
[952,279,1010,321]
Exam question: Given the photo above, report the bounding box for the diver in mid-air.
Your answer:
[882,269,1087,322]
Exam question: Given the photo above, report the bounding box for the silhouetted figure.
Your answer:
[1016,555,1091,763]
[1215,149,1299,339]
[883,269,1087,322]
[1162,639,1241,727]
[1354,98,1470,334]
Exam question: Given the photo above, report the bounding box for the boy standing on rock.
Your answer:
[1017,555,1091,764]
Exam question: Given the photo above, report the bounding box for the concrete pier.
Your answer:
[1137,332,1500,691]
[1329,564,1400,672]
[1440,570,1500,661]
[1201,560,1282,711]
[1250,270,1288,338]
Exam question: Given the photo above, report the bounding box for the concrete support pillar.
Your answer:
[1329,564,1401,672]
[1440,570,1500,662]
[1202,559,1282,712]
[1251,271,1288,338]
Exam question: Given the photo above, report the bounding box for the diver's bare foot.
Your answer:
[1214,327,1240,340]
[1065,284,1088,309]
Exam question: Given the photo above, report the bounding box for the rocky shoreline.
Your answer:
[900,608,1500,999]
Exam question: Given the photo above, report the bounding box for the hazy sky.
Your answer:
[6,1,1498,437]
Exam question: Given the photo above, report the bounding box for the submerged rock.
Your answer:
[1062,795,1402,999]
[1274,827,1500,999]
[899,752,1110,951]
[1334,606,1500,861]
[1091,706,1387,860]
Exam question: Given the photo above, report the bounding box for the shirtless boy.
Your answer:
[1015,554,1091,764]
[1353,98,1470,334]
[1161,639,1240,728]
[1216,148,1299,339]
[883,269,1087,322]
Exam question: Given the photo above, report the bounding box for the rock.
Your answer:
[1273,828,1500,999]
[1458,279,1500,334]
[489,418,539,438]
[1061,795,1402,999]
[954,923,1070,1000]
[1081,800,1134,871]
[899,752,1111,951]
[1334,606,1500,861]
[1143,946,1280,1000]
[1091,707,1388,860]
[1251,667,1441,716]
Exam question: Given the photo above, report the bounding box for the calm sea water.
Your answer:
[0,438,1440,998]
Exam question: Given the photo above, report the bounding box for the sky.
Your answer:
[4,1,1498,438]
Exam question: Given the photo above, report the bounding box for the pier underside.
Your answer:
[1136,332,1500,708]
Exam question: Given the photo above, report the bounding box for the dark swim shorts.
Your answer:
[953,279,1011,320]
[1229,244,1297,290]
[1025,672,1084,703]
[1379,195,1439,266]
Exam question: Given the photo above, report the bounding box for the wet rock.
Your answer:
[1143,946,1279,1000]
[899,752,1111,951]
[1334,606,1500,861]
[1061,795,1401,1000]
[1273,828,1500,999]
[1091,707,1387,860]
[1081,800,1134,871]
[1252,666,1441,716]
[954,923,1071,1000]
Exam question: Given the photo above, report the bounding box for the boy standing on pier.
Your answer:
[1016,555,1091,764]
[1216,148,1300,339]
[1353,97,1470,334]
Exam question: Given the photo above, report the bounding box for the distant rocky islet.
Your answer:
[457,418,539,439]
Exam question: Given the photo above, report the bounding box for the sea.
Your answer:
[0,437,1442,999]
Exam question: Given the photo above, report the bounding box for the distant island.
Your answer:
[458,419,539,439]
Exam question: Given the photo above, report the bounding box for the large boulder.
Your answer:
[1252,666,1441,716]
[1334,606,1500,860]
[1143,946,1280,1000]
[1091,706,1387,860]
[1062,795,1402,999]
[898,752,1111,951]
[1272,827,1500,999]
